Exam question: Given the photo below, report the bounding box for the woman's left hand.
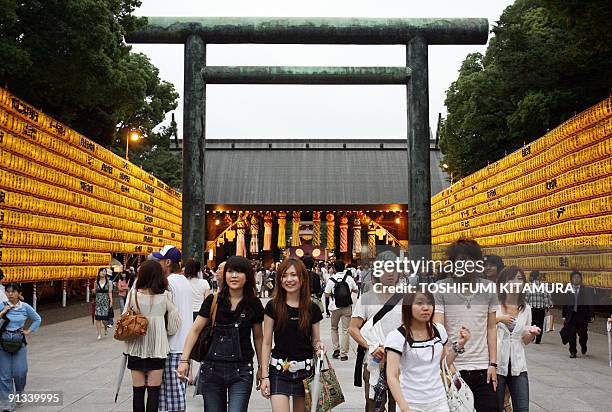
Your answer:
[315,341,326,353]
[22,329,31,336]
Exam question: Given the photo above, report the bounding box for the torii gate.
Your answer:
[126,17,489,262]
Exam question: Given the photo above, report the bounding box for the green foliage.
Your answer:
[0,0,177,147]
[439,0,612,178]
[113,119,182,190]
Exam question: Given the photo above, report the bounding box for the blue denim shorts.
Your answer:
[269,367,313,397]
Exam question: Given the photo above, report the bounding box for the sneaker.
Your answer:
[332,350,340,359]
[569,353,577,358]
[340,356,349,361]
[97,335,101,340]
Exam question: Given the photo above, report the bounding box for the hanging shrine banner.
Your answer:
[291,211,301,247]
[312,211,321,246]
[353,217,361,255]
[263,212,273,251]
[249,215,259,255]
[368,222,377,259]
[236,219,246,257]
[339,216,349,253]
[277,212,287,249]
[326,213,335,251]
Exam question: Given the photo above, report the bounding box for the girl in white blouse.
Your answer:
[495,266,541,412]
[124,260,181,412]
[386,291,471,412]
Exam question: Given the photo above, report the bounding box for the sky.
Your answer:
[132,0,514,140]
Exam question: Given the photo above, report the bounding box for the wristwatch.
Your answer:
[489,362,498,368]
[451,341,465,354]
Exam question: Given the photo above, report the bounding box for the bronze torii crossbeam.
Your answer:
[126,17,489,262]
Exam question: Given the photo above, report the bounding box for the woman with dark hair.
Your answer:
[184,258,210,321]
[385,291,470,412]
[0,283,41,412]
[260,258,324,412]
[92,267,113,340]
[177,255,264,411]
[495,266,541,412]
[124,260,181,412]
[117,271,131,312]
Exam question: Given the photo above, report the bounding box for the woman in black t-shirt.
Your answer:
[177,256,264,412]
[260,258,324,411]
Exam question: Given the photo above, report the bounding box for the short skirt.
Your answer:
[269,367,313,397]
[127,355,166,372]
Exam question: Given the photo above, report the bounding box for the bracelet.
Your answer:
[451,341,465,354]
[261,376,269,379]
[179,360,190,363]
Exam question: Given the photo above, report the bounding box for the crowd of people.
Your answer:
[109,241,602,412]
[1,238,607,412]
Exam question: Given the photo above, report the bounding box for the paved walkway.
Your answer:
[14,309,612,412]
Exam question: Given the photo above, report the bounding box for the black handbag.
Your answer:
[190,293,219,362]
[1,338,23,353]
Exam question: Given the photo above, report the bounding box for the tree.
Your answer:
[0,0,178,147]
[439,0,612,178]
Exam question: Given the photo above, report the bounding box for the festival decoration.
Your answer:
[236,217,246,257]
[353,217,362,255]
[367,222,377,259]
[249,215,259,255]
[339,216,349,253]
[263,212,273,251]
[277,212,287,249]
[291,211,301,247]
[312,211,322,246]
[326,213,335,251]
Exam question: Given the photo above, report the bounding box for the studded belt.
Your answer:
[270,356,313,372]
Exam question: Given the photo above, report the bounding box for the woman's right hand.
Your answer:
[399,405,412,412]
[498,314,515,326]
[260,377,271,399]
[175,362,190,382]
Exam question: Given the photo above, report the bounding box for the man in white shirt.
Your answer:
[153,245,193,412]
[325,260,358,361]
[349,251,403,412]
[433,239,498,412]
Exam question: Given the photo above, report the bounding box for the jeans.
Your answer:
[0,343,28,410]
[496,371,529,412]
[119,296,127,312]
[459,369,497,412]
[200,360,254,412]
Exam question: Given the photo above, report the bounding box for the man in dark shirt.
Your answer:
[562,271,595,358]
[303,256,324,312]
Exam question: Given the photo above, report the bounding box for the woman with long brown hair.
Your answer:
[260,258,325,412]
[124,260,181,412]
[386,291,471,412]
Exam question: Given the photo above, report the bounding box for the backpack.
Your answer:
[331,273,352,308]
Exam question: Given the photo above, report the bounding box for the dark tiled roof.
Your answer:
[202,139,449,206]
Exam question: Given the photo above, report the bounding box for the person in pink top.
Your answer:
[117,271,130,312]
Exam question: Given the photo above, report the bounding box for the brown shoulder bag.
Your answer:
[114,290,148,341]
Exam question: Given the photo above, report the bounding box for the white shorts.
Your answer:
[408,397,450,412]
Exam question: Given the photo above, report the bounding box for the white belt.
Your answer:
[270,357,312,372]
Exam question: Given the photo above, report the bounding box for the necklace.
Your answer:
[461,293,475,309]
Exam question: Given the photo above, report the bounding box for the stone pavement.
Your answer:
[14,309,612,412]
